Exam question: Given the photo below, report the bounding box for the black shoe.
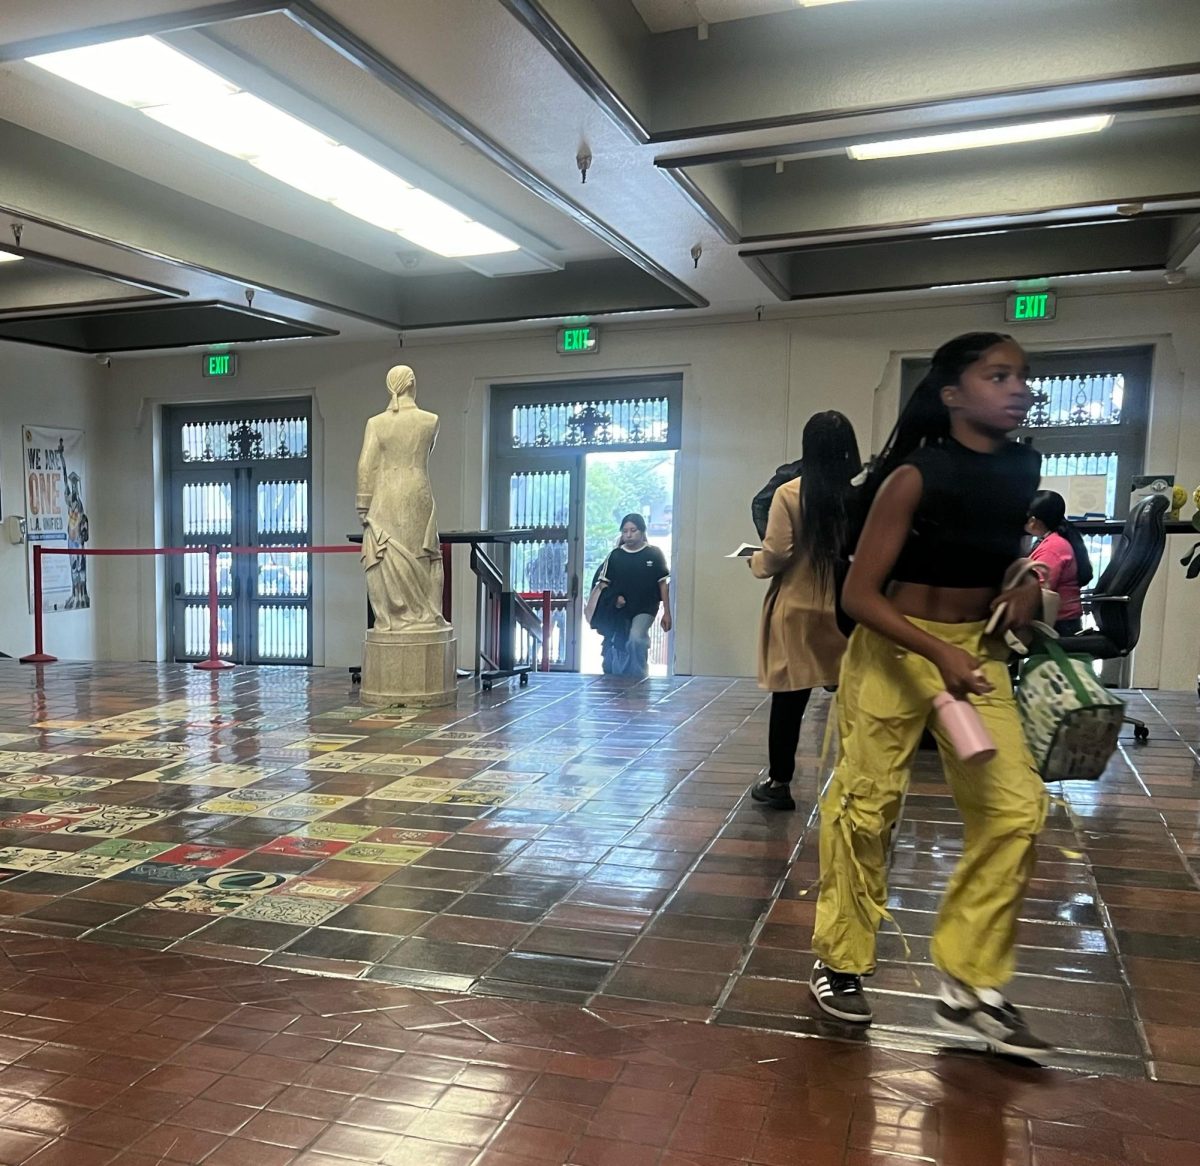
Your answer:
[810,960,873,1023]
[750,779,795,811]
[934,984,1054,1060]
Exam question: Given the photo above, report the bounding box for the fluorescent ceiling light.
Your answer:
[929,280,1011,290]
[0,250,23,263]
[26,37,235,107]
[796,1,861,6]
[848,115,1113,160]
[145,92,335,158]
[26,36,518,258]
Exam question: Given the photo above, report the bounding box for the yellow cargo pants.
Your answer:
[812,618,1048,989]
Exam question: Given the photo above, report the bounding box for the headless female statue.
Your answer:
[356,365,450,632]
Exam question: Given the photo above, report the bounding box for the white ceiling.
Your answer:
[0,0,1197,355]
[631,0,797,34]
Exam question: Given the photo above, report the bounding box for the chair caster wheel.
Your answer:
[520,672,529,687]
[481,680,492,692]
[1134,724,1150,742]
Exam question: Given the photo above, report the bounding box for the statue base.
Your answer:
[361,627,457,708]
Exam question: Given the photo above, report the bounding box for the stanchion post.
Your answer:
[540,590,552,671]
[194,544,235,672]
[20,545,58,664]
[441,542,453,623]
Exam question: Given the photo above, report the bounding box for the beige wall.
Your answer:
[0,341,103,660]
[93,285,1200,688]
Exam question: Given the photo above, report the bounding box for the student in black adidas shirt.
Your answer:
[590,513,671,677]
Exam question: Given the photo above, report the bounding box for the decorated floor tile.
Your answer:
[130,762,282,787]
[87,742,194,761]
[42,851,141,878]
[187,868,290,895]
[424,730,487,743]
[446,746,513,761]
[365,776,464,802]
[474,769,546,785]
[0,752,63,773]
[114,861,221,886]
[336,842,431,866]
[432,790,512,807]
[280,735,367,753]
[295,753,380,773]
[292,821,376,842]
[147,885,253,915]
[365,827,452,847]
[258,835,351,859]
[249,792,359,821]
[275,877,371,902]
[10,774,117,794]
[233,894,341,925]
[188,789,290,816]
[0,846,77,870]
[354,755,440,776]
[53,807,170,838]
[0,812,76,832]
[153,844,251,868]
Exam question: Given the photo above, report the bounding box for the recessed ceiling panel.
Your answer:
[0,300,336,352]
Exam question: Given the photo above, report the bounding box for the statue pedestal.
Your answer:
[361,627,457,708]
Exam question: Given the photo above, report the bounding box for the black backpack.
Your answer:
[750,459,801,539]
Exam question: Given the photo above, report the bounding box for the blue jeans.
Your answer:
[625,613,654,677]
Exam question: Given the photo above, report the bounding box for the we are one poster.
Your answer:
[22,426,91,613]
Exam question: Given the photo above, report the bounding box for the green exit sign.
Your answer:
[556,325,599,354]
[202,352,238,378]
[1005,291,1057,323]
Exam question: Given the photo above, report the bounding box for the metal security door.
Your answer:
[502,457,582,670]
[165,401,312,665]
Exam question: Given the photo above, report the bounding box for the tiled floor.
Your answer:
[1,930,1200,1166]
[0,663,1198,1102]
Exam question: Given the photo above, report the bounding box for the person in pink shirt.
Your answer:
[1026,490,1094,636]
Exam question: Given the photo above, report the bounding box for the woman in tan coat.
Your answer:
[749,411,861,810]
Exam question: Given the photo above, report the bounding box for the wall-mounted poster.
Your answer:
[22,426,90,613]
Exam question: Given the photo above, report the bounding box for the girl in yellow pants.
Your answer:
[809,332,1052,1059]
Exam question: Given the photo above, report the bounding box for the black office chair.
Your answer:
[1061,493,1169,741]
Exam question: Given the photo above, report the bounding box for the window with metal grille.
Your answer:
[1024,374,1123,428]
[180,416,309,462]
[506,387,677,453]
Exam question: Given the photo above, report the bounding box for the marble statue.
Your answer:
[356,364,450,632]
[355,365,456,706]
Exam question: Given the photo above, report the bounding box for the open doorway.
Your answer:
[581,449,676,676]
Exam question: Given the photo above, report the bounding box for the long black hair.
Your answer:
[1029,490,1094,586]
[862,331,1013,512]
[796,411,862,586]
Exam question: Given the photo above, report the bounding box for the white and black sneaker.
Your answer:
[934,980,1054,1060]
[810,960,873,1023]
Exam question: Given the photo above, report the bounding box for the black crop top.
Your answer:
[890,438,1041,589]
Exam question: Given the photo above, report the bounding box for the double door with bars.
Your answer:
[164,401,313,665]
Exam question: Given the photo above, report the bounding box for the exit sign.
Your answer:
[1005,291,1057,323]
[556,325,599,354]
[202,352,238,378]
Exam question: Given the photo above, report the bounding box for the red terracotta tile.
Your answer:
[237,1109,330,1150]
